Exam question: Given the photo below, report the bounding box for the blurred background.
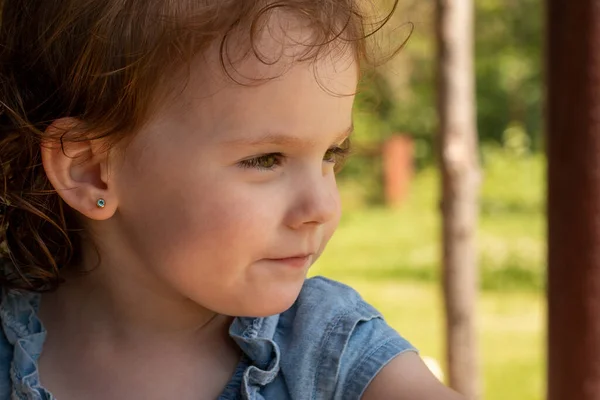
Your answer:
[310,0,545,399]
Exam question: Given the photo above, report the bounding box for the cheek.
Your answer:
[320,193,342,250]
[116,160,281,269]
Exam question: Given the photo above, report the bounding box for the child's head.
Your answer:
[0,0,396,316]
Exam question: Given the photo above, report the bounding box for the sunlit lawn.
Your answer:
[310,148,546,400]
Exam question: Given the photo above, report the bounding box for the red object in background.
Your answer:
[382,135,414,206]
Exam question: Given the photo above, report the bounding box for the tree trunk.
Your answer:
[547,0,600,399]
[435,0,481,398]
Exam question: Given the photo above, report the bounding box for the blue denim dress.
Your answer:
[0,277,416,400]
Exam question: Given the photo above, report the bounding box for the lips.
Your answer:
[265,254,313,268]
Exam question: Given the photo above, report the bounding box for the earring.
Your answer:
[96,198,106,208]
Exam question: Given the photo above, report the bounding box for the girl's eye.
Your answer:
[238,153,284,171]
[323,147,346,163]
[238,139,351,172]
[324,139,352,169]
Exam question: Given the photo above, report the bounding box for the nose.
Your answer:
[285,171,340,230]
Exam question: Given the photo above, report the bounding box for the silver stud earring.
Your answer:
[96,198,106,208]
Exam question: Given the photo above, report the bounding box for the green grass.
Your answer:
[310,148,546,400]
[330,148,546,292]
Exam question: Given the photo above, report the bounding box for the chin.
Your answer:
[235,278,306,318]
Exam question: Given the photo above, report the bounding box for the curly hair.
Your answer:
[0,0,401,292]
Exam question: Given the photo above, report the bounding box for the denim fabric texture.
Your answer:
[0,277,416,400]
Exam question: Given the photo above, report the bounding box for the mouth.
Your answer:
[265,254,314,268]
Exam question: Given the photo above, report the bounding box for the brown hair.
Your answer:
[0,0,400,292]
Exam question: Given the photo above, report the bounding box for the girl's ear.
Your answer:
[41,118,118,220]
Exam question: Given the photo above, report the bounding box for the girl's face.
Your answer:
[105,48,358,317]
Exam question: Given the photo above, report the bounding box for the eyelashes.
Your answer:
[238,153,283,171]
[238,139,352,172]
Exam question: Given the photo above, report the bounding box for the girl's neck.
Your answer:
[38,247,232,349]
[36,271,241,400]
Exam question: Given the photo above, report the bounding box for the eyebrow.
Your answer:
[224,124,354,148]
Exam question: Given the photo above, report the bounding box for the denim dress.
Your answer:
[0,277,416,400]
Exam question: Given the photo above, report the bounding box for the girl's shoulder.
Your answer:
[0,279,418,400]
[229,277,417,399]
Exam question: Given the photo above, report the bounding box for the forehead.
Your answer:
[154,17,359,143]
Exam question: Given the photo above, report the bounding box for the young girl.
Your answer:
[0,1,463,399]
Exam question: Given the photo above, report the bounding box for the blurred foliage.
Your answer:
[328,146,545,292]
[475,0,544,150]
[345,0,543,197]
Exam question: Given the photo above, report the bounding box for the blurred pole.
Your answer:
[547,0,600,399]
[435,0,481,398]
